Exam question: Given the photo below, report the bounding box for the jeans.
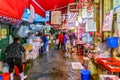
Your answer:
[7,58,23,73]
[43,41,48,52]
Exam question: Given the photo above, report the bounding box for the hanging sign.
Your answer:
[103,10,113,31]
[28,5,35,23]
[68,12,78,21]
[87,9,94,18]
[82,8,94,19]
[67,21,76,27]
[85,19,96,32]
[51,11,61,24]
[82,8,87,18]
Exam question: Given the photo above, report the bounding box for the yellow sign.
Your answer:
[0,30,1,40]
[1,28,7,39]
[2,29,6,35]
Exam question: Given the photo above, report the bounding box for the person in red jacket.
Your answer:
[58,32,63,49]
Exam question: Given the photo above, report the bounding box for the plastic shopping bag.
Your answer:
[56,39,59,45]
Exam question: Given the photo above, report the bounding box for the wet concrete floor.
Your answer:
[26,50,81,80]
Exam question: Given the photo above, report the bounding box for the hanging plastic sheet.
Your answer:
[9,35,13,44]
[0,16,21,25]
[17,26,29,38]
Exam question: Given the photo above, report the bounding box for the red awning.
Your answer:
[28,0,75,18]
[0,0,29,19]
[0,0,75,19]
[30,0,46,18]
[36,0,75,11]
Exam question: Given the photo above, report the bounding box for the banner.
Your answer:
[51,11,61,24]
[103,10,113,31]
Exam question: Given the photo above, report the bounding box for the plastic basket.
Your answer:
[106,37,119,48]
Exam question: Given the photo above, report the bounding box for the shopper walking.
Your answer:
[55,33,59,49]
[69,31,76,46]
[5,37,27,80]
[63,32,67,51]
[41,34,49,53]
[58,32,63,49]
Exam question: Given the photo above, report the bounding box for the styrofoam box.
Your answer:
[100,75,120,80]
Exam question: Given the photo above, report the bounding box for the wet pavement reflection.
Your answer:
[26,50,81,80]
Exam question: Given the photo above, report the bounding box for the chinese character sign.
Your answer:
[51,11,61,24]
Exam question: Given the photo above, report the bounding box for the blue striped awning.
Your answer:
[0,16,22,25]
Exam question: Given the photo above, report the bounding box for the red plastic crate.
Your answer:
[0,73,10,80]
[97,58,120,72]
[104,64,120,72]
[97,58,119,65]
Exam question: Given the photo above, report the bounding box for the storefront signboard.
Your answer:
[51,11,61,24]
[103,10,113,31]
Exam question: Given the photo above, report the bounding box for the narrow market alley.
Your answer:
[26,50,81,80]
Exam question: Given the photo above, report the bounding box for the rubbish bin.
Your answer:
[0,76,2,80]
[80,69,91,80]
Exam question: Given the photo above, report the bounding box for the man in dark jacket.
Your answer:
[5,37,27,80]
